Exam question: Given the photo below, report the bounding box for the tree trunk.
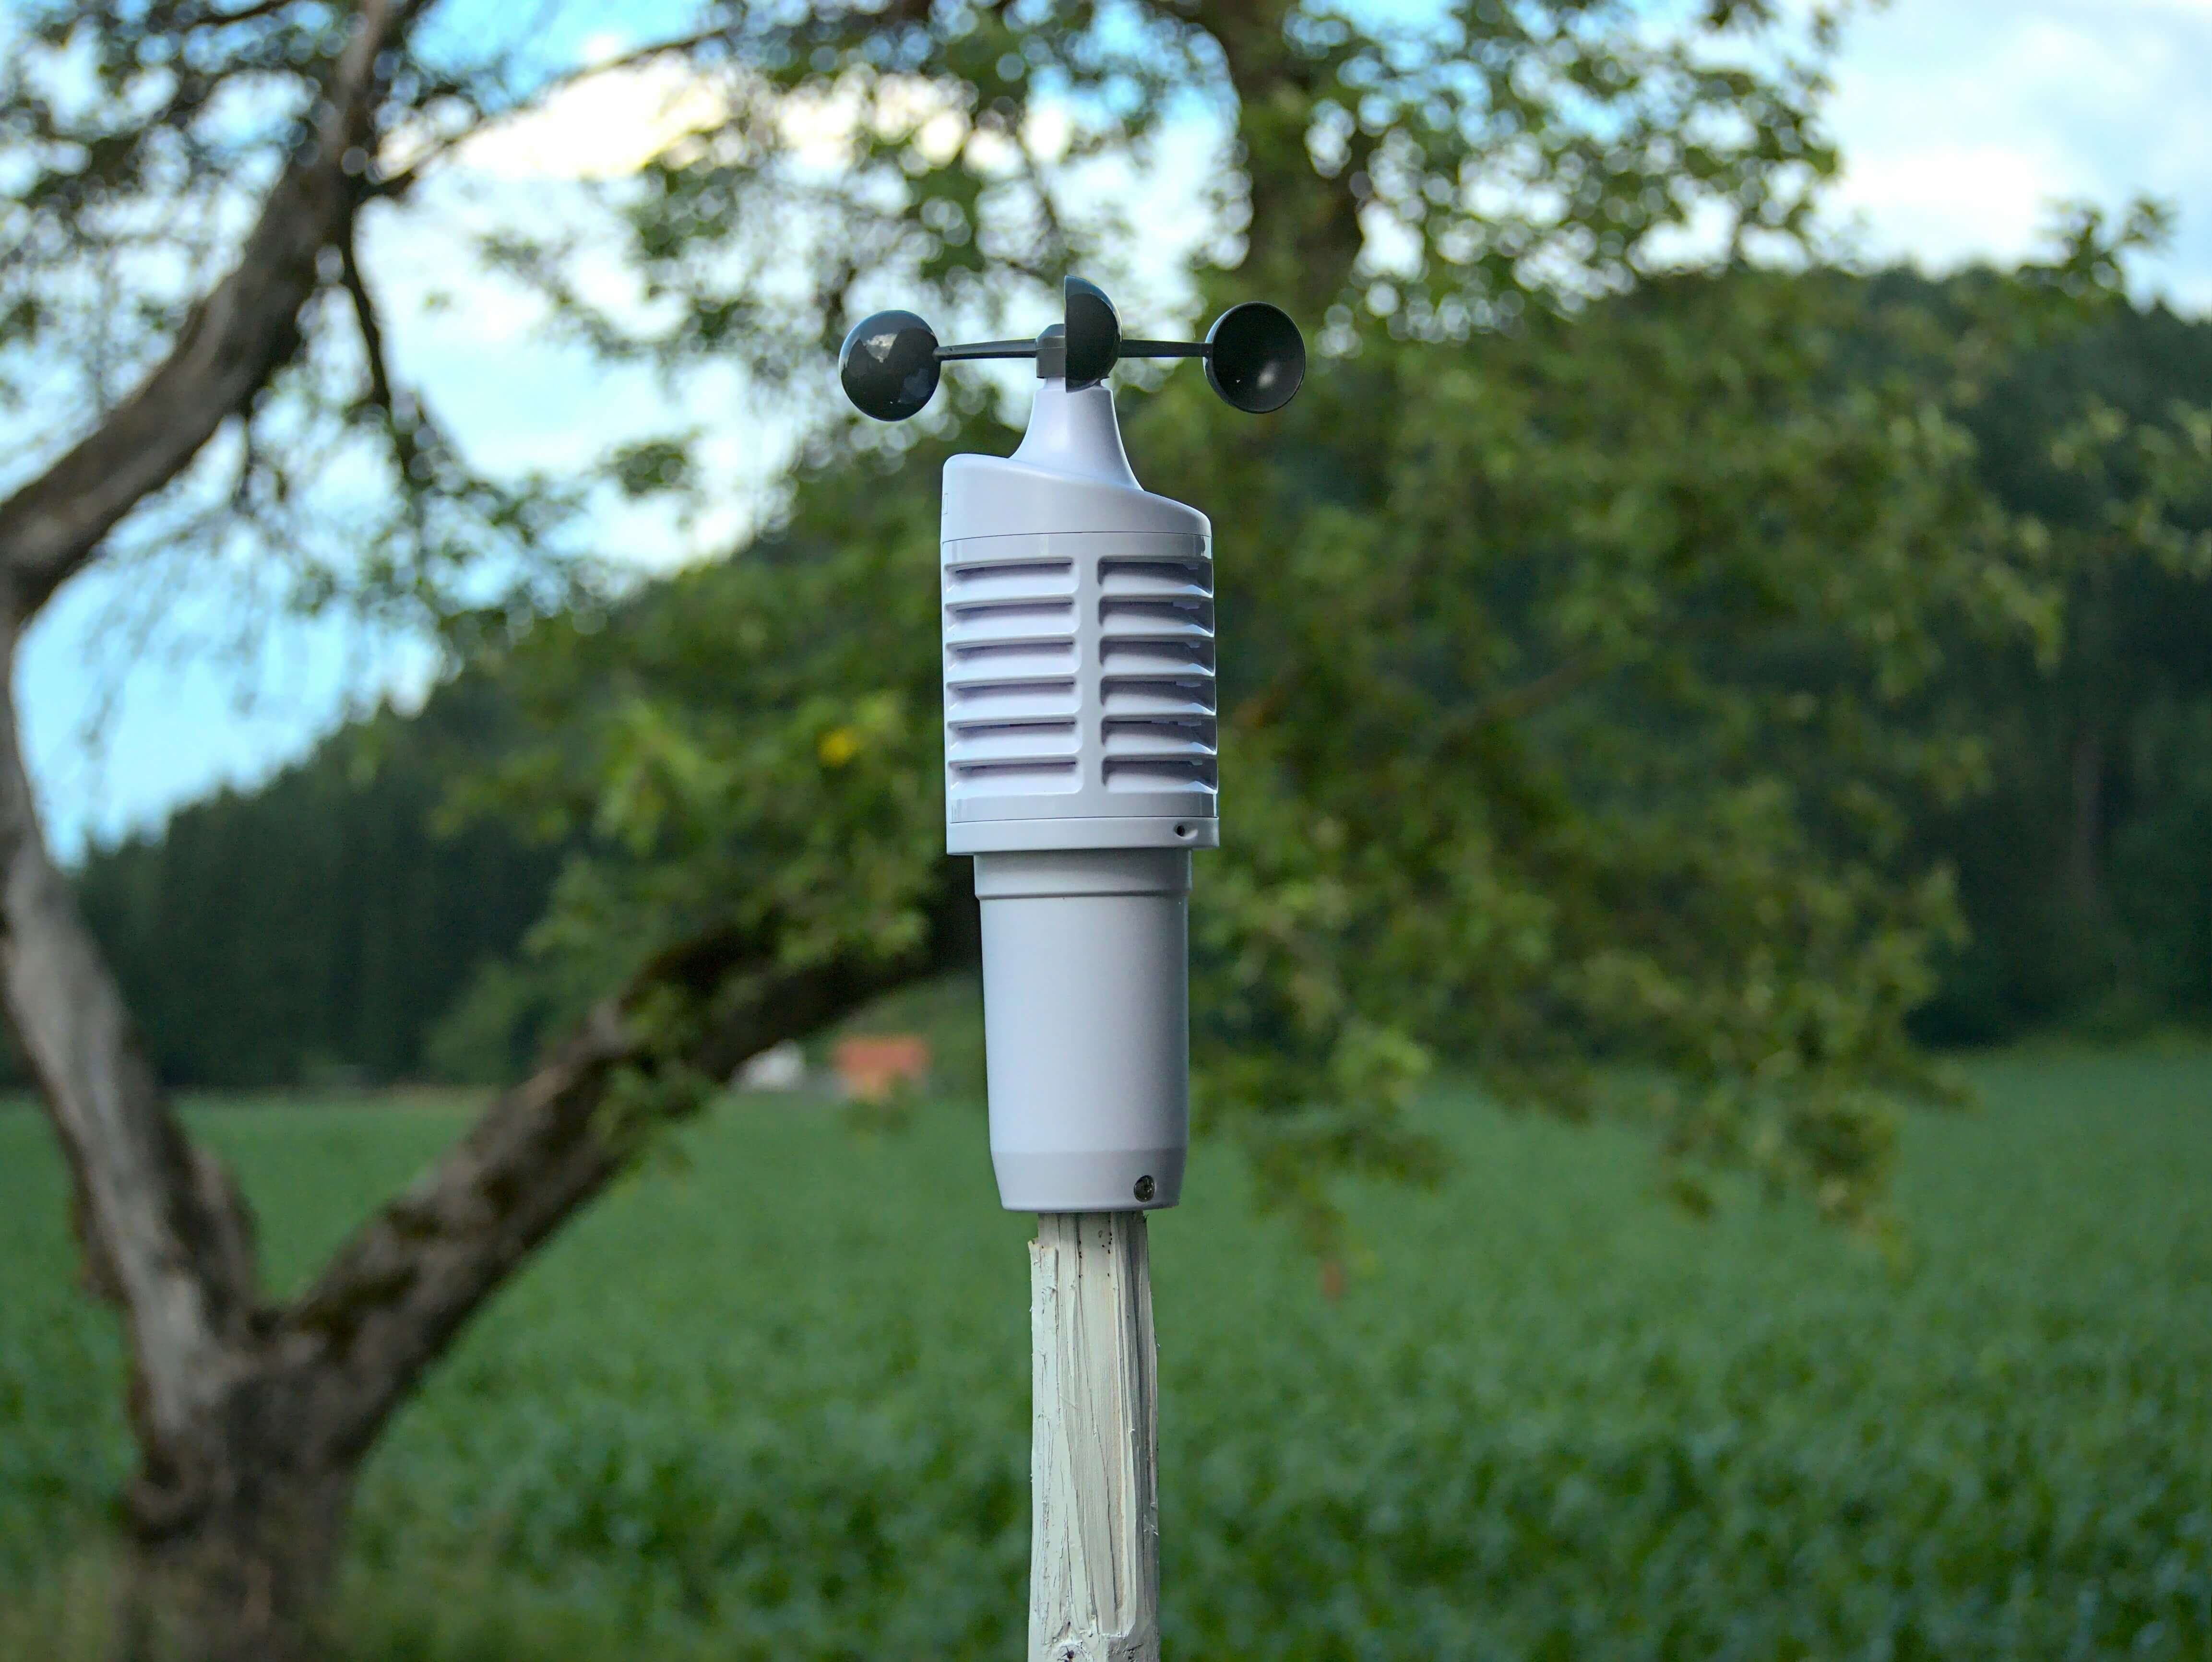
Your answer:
[2067,725,2106,920]
[119,1421,357,1662]
[1201,0,1369,321]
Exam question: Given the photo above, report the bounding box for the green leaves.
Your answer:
[447,425,992,1052]
[32,0,2122,1250]
[1109,272,2027,1241]
[456,263,2081,1248]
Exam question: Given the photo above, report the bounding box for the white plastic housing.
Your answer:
[944,380,1211,1212]
[941,380,1216,856]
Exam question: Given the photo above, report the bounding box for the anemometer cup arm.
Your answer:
[838,282,1306,420]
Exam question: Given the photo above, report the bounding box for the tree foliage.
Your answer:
[442,253,2121,1255]
[377,0,1968,1257]
[8,0,2210,1646]
[35,0,2204,1259]
[1898,273,2212,1038]
[70,275,2212,1118]
[0,0,601,635]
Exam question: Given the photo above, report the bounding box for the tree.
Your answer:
[71,679,566,1088]
[457,258,2055,1270]
[55,276,2212,1098]
[0,1,988,1651]
[0,0,2101,1655]
[1880,272,2212,1038]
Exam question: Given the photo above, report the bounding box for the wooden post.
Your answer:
[1029,1211,1160,1662]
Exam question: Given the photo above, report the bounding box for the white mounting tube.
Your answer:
[943,379,1213,1213]
[978,851,1189,1211]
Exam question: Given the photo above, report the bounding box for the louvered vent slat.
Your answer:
[1096,554,1216,798]
[944,554,1082,797]
[942,533,1218,833]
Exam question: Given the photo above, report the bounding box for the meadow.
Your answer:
[2,1048,2207,1660]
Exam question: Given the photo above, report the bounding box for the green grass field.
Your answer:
[3,1048,2208,1660]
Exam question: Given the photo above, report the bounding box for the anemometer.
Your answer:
[837,275,1301,1660]
[840,277,1304,1214]
[840,275,1305,422]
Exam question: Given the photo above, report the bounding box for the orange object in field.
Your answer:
[833,1034,931,1102]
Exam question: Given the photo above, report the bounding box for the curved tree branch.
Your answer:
[285,909,952,1459]
[0,623,261,1441]
[339,229,399,422]
[0,0,424,622]
[338,225,431,492]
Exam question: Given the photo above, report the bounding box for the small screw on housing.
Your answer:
[1133,1175,1156,1202]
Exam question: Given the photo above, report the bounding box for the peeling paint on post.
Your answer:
[1029,1212,1159,1662]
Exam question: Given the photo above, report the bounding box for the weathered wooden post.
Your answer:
[840,279,1304,1659]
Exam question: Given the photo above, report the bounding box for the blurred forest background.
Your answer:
[3,0,2211,1654]
[39,273,2212,1090]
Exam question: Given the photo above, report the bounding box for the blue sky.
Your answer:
[19,0,2212,858]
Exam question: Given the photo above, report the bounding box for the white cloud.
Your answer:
[1820,0,2212,307]
[434,59,727,180]
[437,56,1082,185]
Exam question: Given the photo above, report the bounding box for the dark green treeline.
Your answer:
[1896,274,2212,1040]
[62,681,565,1088]
[36,273,2212,1089]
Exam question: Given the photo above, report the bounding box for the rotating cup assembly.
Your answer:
[839,279,1304,1214]
[838,277,1306,421]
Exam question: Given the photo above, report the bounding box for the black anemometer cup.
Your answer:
[838,309,942,422]
[1204,301,1306,414]
[837,279,1305,421]
[1061,277,1121,388]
